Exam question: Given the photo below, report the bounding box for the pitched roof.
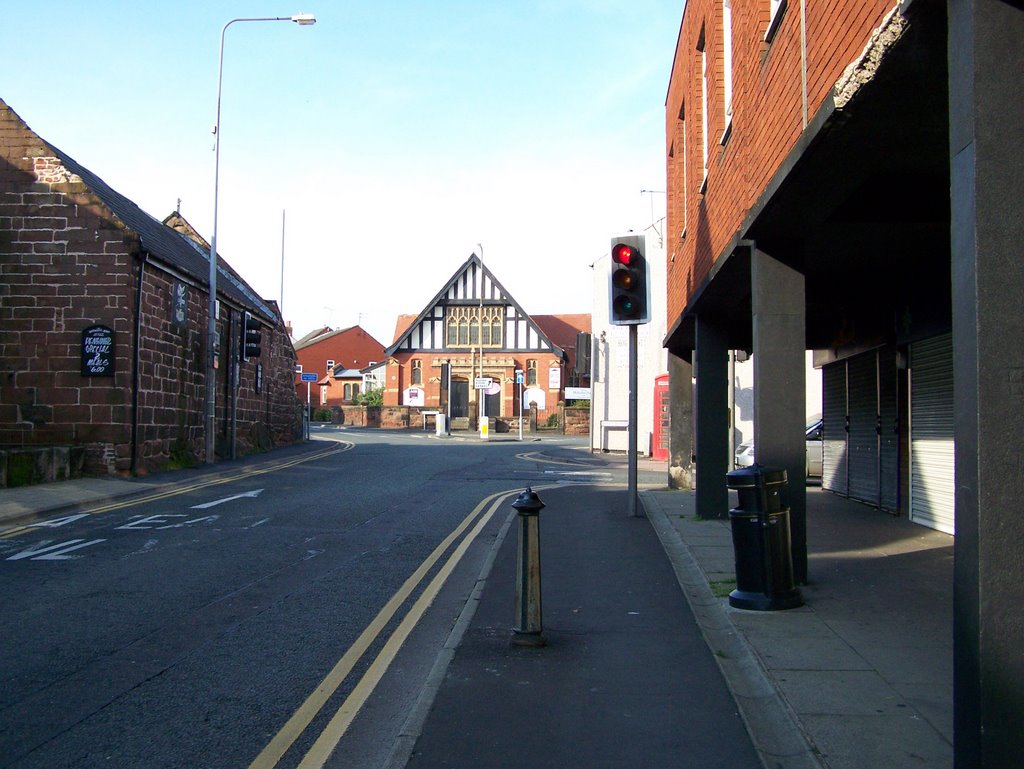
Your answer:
[5,102,277,323]
[294,326,354,351]
[385,254,564,357]
[293,326,334,346]
[392,315,418,345]
[533,314,592,350]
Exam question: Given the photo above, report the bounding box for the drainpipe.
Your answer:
[130,251,148,475]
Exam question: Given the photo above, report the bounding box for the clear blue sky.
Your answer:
[5,0,681,345]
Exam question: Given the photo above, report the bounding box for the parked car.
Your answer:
[734,419,823,479]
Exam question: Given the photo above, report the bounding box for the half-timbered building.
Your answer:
[384,254,588,429]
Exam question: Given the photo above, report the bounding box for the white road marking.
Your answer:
[190,489,264,509]
[7,539,106,561]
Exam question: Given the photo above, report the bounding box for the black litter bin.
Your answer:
[726,465,803,611]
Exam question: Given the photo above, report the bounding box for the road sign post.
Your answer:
[301,372,318,425]
[475,377,492,440]
[515,369,524,441]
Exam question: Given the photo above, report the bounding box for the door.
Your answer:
[450,378,469,418]
[653,374,670,461]
[485,389,501,417]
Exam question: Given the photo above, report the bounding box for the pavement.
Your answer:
[0,444,954,769]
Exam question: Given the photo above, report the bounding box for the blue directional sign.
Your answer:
[300,373,318,382]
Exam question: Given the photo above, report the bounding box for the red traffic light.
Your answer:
[612,242,637,266]
[609,234,649,326]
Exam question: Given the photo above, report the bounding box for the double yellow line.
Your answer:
[249,486,525,769]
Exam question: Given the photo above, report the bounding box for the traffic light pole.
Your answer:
[609,233,648,518]
[628,323,639,517]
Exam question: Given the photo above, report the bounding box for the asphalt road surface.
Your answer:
[0,429,647,769]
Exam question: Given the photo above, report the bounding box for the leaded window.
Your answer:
[446,306,504,348]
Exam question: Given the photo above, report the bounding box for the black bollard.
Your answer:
[511,487,545,646]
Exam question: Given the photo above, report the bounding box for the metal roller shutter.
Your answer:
[848,352,879,505]
[910,333,955,534]
[822,362,848,495]
[878,346,899,512]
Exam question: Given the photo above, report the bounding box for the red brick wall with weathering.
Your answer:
[0,111,137,473]
[665,0,897,324]
[1,100,300,474]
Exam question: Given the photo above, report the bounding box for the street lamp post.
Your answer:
[205,12,316,464]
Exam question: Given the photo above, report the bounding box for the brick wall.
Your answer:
[1,110,137,473]
[561,406,590,436]
[385,352,566,423]
[1,99,301,476]
[665,0,897,323]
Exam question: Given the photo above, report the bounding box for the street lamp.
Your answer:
[205,12,316,464]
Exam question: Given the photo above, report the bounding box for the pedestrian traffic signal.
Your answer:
[609,234,650,325]
[242,311,262,361]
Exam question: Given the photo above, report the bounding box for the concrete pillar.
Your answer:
[751,248,807,583]
[668,352,695,490]
[694,316,729,520]
[949,2,1024,764]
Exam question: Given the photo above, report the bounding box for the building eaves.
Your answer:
[45,143,277,323]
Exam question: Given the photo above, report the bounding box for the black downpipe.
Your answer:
[130,251,148,475]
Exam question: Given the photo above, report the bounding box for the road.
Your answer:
[0,429,652,769]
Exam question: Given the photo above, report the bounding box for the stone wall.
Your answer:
[561,406,590,436]
[0,99,301,476]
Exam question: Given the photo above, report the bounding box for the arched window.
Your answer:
[526,359,538,386]
[411,360,422,385]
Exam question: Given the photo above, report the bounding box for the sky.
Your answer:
[4,0,680,346]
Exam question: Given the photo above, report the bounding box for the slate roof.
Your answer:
[43,140,277,323]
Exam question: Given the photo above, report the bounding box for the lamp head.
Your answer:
[292,12,316,25]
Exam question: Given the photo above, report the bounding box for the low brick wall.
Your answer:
[562,406,590,436]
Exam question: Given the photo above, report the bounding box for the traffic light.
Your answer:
[241,311,262,361]
[609,234,650,325]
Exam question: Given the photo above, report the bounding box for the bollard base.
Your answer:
[728,587,803,611]
[511,629,546,647]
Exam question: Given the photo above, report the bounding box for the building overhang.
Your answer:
[666,1,950,362]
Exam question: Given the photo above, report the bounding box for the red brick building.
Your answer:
[0,99,300,477]
[663,1,1024,760]
[292,326,385,407]
[384,254,589,428]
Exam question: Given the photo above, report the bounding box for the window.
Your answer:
[411,360,422,385]
[446,307,504,348]
[343,382,361,401]
[326,359,335,373]
[526,359,538,386]
[676,101,688,240]
[698,26,709,192]
[295,363,303,374]
[320,386,327,405]
[766,0,786,42]
[722,0,733,143]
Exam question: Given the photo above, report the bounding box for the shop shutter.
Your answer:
[847,352,879,505]
[910,333,955,534]
[878,346,899,512]
[822,361,848,495]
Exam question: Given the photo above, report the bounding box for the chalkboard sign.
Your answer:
[81,325,115,376]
